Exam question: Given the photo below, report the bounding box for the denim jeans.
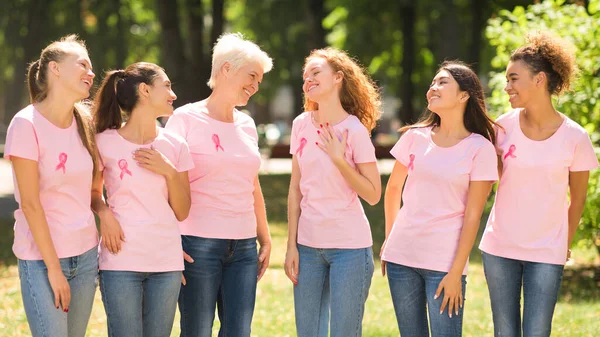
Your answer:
[178,236,258,337]
[481,251,564,337]
[293,244,374,337]
[99,270,181,337]
[18,246,98,337]
[386,262,467,337]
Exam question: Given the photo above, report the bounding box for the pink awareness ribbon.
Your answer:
[296,137,307,157]
[55,152,68,174]
[212,134,225,152]
[118,159,133,180]
[503,144,517,160]
[407,153,415,171]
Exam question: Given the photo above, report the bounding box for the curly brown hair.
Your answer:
[511,31,577,95]
[303,48,382,133]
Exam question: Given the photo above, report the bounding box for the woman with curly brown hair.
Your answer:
[479,32,598,337]
[284,48,382,337]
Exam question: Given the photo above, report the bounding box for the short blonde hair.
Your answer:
[207,33,273,89]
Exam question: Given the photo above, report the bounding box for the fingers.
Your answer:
[60,284,71,312]
[257,259,268,282]
[448,297,455,318]
[183,251,194,264]
[181,273,186,286]
[341,129,349,146]
[381,260,386,276]
[440,295,449,315]
[53,288,60,309]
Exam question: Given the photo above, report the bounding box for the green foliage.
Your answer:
[486,0,600,252]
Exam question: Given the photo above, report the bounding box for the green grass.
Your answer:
[0,173,599,336]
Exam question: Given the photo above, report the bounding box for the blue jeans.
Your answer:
[99,270,182,337]
[294,244,374,337]
[386,262,467,337]
[178,236,258,337]
[18,246,98,337]
[481,251,564,337]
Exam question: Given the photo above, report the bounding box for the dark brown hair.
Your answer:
[93,62,164,133]
[401,61,498,144]
[27,34,99,175]
[303,48,382,133]
[510,31,576,96]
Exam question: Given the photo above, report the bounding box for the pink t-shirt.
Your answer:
[96,128,194,272]
[381,127,498,274]
[165,103,261,239]
[480,110,599,265]
[289,112,376,249]
[4,105,98,260]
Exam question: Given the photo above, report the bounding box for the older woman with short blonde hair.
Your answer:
[165,32,273,337]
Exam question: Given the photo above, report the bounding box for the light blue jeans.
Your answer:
[18,246,98,337]
[386,262,467,337]
[293,244,374,337]
[99,270,182,337]
[482,251,564,337]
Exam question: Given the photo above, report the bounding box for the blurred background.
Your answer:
[0,0,599,335]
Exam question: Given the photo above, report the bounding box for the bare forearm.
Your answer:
[449,218,479,276]
[333,159,379,205]
[567,200,586,248]
[166,174,191,221]
[253,184,271,245]
[22,204,60,270]
[384,186,402,238]
[287,189,301,247]
[91,192,109,215]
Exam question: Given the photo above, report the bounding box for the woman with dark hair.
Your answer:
[479,32,598,337]
[91,62,193,337]
[381,61,499,337]
[3,34,98,337]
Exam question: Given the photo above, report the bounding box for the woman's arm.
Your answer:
[318,126,381,205]
[133,147,191,221]
[12,157,71,310]
[90,171,125,254]
[435,180,493,317]
[253,175,272,281]
[381,161,408,275]
[284,156,302,284]
[567,171,591,258]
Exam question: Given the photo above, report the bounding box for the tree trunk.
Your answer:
[438,0,461,62]
[155,0,190,105]
[305,0,327,50]
[468,0,487,73]
[4,0,50,124]
[185,0,211,100]
[398,1,416,124]
[211,0,225,47]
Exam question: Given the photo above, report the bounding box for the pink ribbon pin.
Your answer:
[407,154,415,171]
[118,159,132,180]
[296,138,307,157]
[212,134,224,152]
[503,144,517,160]
[55,152,68,174]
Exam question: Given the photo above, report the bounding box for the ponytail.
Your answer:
[93,70,126,133]
[27,59,45,103]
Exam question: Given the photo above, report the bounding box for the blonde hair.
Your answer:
[303,48,382,132]
[207,33,273,89]
[27,34,98,175]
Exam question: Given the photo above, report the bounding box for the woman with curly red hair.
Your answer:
[479,32,598,337]
[284,48,382,337]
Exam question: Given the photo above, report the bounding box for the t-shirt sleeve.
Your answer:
[389,130,413,167]
[4,117,39,162]
[175,139,195,172]
[350,125,376,163]
[164,111,189,140]
[289,117,301,155]
[470,141,499,181]
[570,131,599,172]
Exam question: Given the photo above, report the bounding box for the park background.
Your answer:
[0,0,599,335]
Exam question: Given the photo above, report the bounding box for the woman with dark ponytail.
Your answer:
[381,61,499,337]
[479,32,598,337]
[91,62,193,337]
[3,35,98,337]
